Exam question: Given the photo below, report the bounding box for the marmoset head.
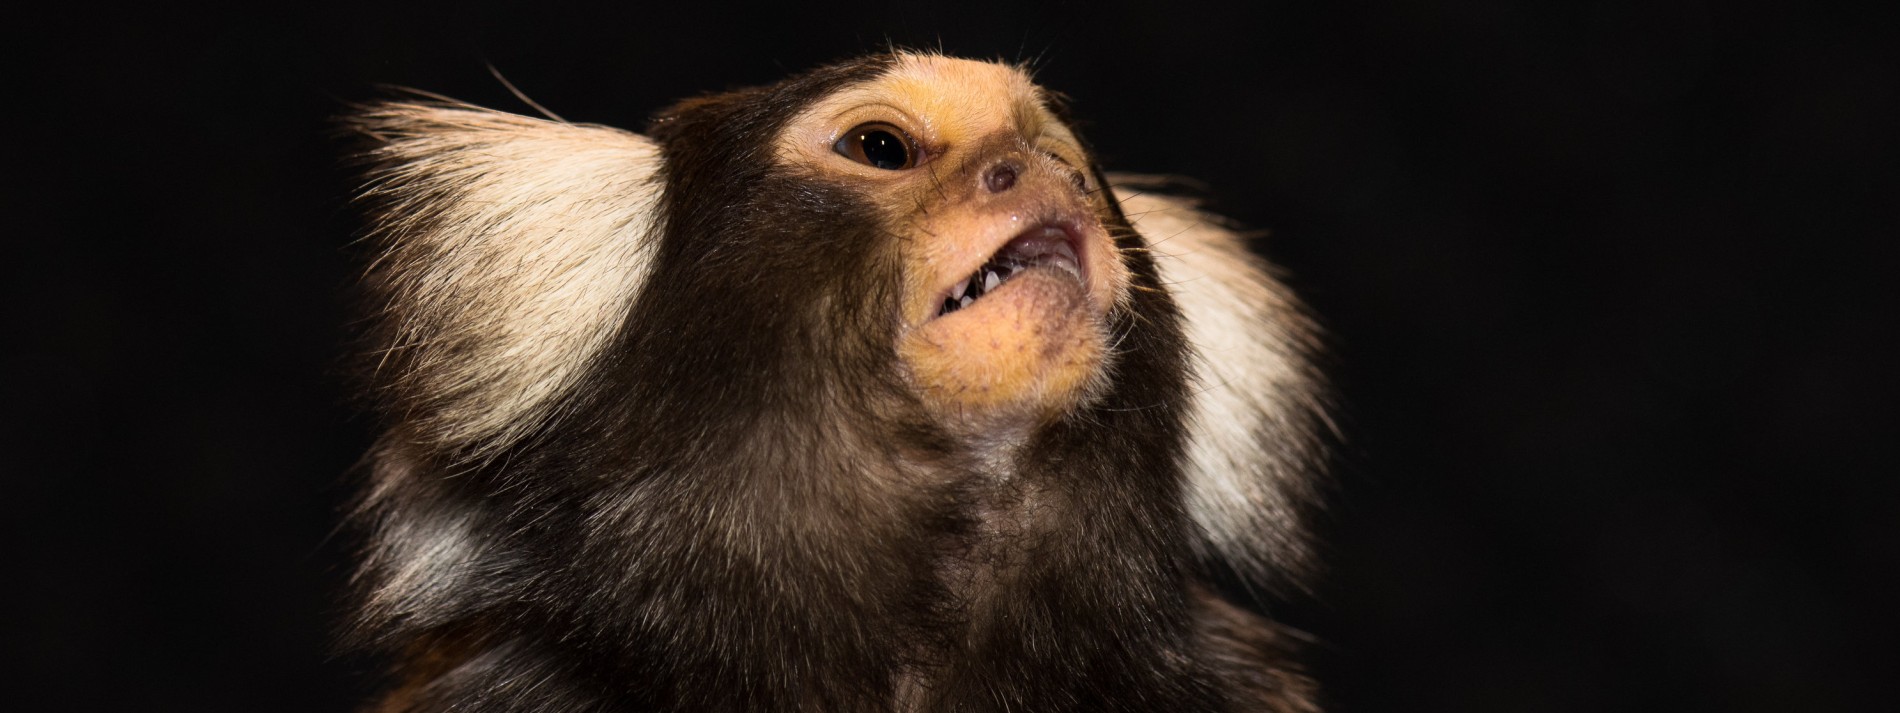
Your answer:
[642,54,1136,437]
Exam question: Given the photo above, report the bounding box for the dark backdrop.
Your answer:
[11,2,1892,710]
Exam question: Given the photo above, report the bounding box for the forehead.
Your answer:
[791,53,1067,147]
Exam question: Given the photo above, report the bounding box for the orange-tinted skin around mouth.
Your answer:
[777,55,1132,427]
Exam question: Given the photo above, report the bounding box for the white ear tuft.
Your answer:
[1115,178,1330,586]
[350,101,665,457]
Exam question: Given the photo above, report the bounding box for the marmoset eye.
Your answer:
[834,123,918,170]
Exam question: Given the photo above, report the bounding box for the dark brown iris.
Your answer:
[834,122,917,170]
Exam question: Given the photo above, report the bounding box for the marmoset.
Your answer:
[344,51,1329,712]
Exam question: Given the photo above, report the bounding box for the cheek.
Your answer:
[897,209,995,320]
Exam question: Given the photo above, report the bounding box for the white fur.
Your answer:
[353,103,663,456]
[1119,182,1328,582]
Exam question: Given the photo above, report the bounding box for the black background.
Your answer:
[11,1,1893,710]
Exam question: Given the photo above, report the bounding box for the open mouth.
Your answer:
[936,223,1085,317]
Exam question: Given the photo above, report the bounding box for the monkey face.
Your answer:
[778,56,1133,428]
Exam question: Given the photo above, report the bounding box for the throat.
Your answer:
[923,450,1047,613]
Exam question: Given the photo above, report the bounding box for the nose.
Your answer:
[983,158,1021,194]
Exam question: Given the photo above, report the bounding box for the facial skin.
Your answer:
[776,55,1134,431]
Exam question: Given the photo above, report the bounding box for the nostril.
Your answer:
[984,161,1019,193]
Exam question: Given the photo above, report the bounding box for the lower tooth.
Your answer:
[984,271,1000,291]
[960,295,973,308]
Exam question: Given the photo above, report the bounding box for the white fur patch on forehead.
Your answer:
[780,53,1080,168]
[352,102,662,457]
[1117,179,1329,586]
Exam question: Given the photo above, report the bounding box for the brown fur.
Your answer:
[343,52,1329,712]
